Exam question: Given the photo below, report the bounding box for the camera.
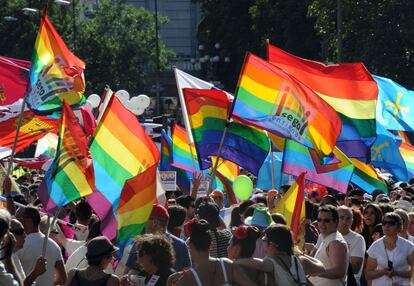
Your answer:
[387,260,393,270]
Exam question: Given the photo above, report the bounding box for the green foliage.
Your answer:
[0,0,174,95]
[196,0,322,90]
[309,0,414,87]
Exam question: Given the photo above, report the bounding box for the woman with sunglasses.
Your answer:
[365,212,414,286]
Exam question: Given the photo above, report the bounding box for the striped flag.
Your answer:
[272,173,306,241]
[233,53,341,156]
[87,95,159,244]
[350,158,387,193]
[38,100,94,213]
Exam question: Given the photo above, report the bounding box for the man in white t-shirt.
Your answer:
[16,206,67,286]
[338,206,366,284]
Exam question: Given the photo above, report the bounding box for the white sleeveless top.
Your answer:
[190,258,231,286]
[309,231,349,286]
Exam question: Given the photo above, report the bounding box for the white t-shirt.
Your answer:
[65,238,85,256]
[343,230,366,282]
[12,253,25,279]
[367,236,414,286]
[17,232,63,286]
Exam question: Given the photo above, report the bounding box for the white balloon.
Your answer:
[87,94,101,108]
[115,90,130,105]
[131,108,145,115]
[136,94,150,108]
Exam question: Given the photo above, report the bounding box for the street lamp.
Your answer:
[194,42,229,86]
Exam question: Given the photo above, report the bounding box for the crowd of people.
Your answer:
[1,169,414,285]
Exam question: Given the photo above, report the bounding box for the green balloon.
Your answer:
[233,175,253,201]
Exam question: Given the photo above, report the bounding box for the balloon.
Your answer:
[135,94,151,109]
[87,94,101,108]
[233,175,253,201]
[115,90,130,105]
[131,108,145,115]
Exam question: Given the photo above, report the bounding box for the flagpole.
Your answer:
[208,53,249,193]
[42,209,60,257]
[173,67,198,172]
[270,151,275,190]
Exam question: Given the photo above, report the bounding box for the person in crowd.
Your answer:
[234,224,308,285]
[394,208,414,242]
[346,189,365,210]
[167,205,187,239]
[124,204,191,274]
[361,204,383,249]
[337,206,366,284]
[229,206,243,228]
[0,208,22,285]
[308,205,349,285]
[408,211,414,237]
[227,225,265,283]
[365,212,414,286]
[16,205,67,286]
[167,219,255,286]
[371,223,384,242]
[197,202,231,258]
[66,236,120,286]
[73,200,93,241]
[210,190,225,210]
[320,195,338,207]
[122,234,175,286]
[176,195,196,221]
[351,208,364,234]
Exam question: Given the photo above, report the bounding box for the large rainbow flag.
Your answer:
[282,140,354,193]
[26,9,85,113]
[233,53,341,156]
[87,96,159,241]
[183,88,269,175]
[267,44,378,160]
[350,158,388,193]
[38,100,94,213]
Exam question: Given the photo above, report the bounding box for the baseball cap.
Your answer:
[150,204,169,221]
[210,190,224,200]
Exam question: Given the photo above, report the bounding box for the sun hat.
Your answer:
[86,236,119,261]
[244,206,273,228]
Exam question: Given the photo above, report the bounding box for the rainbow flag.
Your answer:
[350,158,387,193]
[183,88,270,175]
[0,56,30,108]
[87,96,159,240]
[171,123,200,172]
[26,9,85,113]
[267,44,378,159]
[38,100,94,214]
[273,173,305,241]
[160,129,192,193]
[398,131,414,175]
[211,157,239,206]
[282,140,354,193]
[233,53,341,156]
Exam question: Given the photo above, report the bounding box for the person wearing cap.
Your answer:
[65,236,120,286]
[197,202,232,258]
[210,190,224,210]
[124,204,191,275]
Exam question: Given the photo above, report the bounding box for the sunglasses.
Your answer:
[10,229,25,236]
[317,218,333,223]
[382,220,397,226]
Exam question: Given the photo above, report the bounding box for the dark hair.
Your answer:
[194,196,212,210]
[75,200,92,222]
[167,205,186,228]
[231,226,260,258]
[378,203,395,215]
[136,234,175,270]
[23,206,41,227]
[318,205,339,222]
[265,224,293,256]
[321,195,338,207]
[363,204,383,225]
[0,209,11,238]
[253,195,267,206]
[176,195,194,209]
[189,219,211,251]
[229,206,243,228]
[238,200,255,216]
[271,213,287,225]
[87,218,102,240]
[373,223,384,237]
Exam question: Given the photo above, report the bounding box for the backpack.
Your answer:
[268,256,307,286]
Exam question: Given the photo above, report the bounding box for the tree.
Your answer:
[196,0,322,90]
[0,0,174,95]
[309,0,414,88]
